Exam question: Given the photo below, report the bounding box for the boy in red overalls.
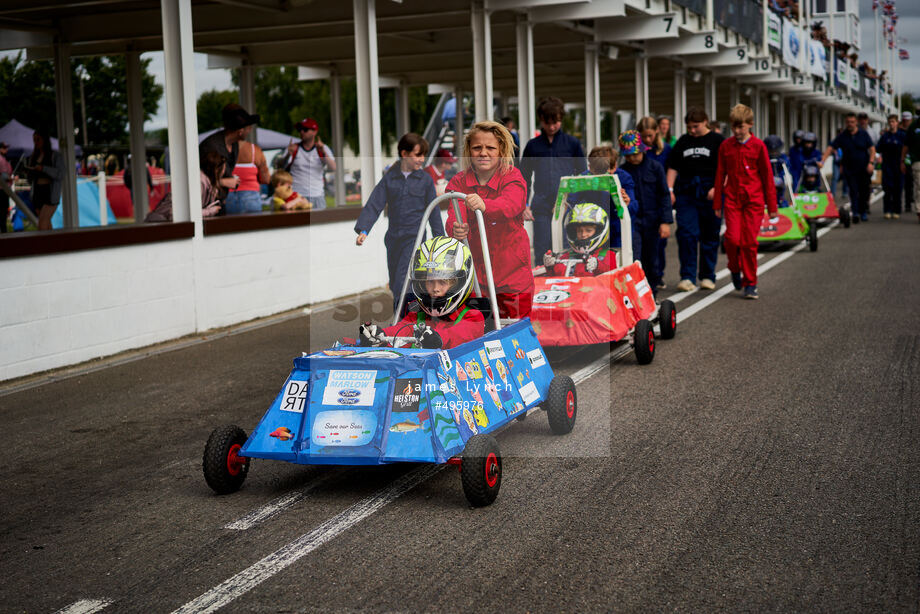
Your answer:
[713,104,778,300]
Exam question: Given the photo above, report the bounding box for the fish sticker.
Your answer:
[321,349,357,357]
[389,420,421,433]
[463,407,478,434]
[485,380,501,407]
[464,361,483,379]
[270,427,294,441]
[472,403,489,428]
[515,347,526,359]
[495,360,508,383]
[456,361,468,381]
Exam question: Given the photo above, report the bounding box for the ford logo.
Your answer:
[339,389,360,398]
[337,397,359,405]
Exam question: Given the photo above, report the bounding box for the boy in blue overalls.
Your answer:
[355,133,445,313]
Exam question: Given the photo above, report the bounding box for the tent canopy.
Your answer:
[198,126,297,151]
[0,119,61,158]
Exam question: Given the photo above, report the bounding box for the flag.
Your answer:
[872,0,878,9]
[899,49,909,60]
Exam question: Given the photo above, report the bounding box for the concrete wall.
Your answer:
[0,216,395,382]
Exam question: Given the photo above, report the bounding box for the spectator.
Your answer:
[658,115,676,147]
[520,96,587,262]
[225,136,270,214]
[501,116,520,157]
[899,111,914,212]
[666,106,724,292]
[619,130,673,296]
[424,148,457,196]
[876,114,904,219]
[282,117,336,211]
[24,128,63,231]
[446,121,534,319]
[199,103,260,204]
[713,104,777,300]
[638,116,671,289]
[0,141,12,233]
[104,154,119,177]
[199,150,225,218]
[822,112,875,223]
[901,110,920,223]
[123,154,154,206]
[355,133,443,313]
[858,112,879,145]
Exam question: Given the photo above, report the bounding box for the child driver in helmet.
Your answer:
[542,203,614,277]
[359,237,485,349]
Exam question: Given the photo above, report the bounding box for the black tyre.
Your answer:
[659,300,677,340]
[807,223,818,252]
[203,425,250,495]
[460,434,502,507]
[634,319,655,365]
[545,375,577,435]
[840,209,851,228]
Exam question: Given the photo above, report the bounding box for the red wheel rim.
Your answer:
[670,310,676,330]
[565,390,575,419]
[648,330,655,352]
[226,443,245,476]
[485,453,499,488]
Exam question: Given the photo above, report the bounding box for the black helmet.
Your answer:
[764,135,784,155]
[793,129,805,141]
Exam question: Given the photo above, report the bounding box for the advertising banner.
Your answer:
[782,17,803,70]
[807,39,826,79]
[768,12,782,51]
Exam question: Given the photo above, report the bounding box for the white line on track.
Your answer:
[168,222,838,613]
[224,470,344,530]
[53,599,112,614]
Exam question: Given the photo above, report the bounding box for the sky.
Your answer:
[143,52,233,132]
[856,0,920,101]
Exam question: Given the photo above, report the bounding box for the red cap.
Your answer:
[435,148,458,164]
[295,118,319,131]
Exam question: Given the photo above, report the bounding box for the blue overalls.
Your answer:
[621,156,673,293]
[877,130,905,215]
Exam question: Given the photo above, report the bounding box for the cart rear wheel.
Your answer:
[659,300,677,340]
[634,319,655,365]
[203,425,250,495]
[807,223,818,251]
[840,209,851,228]
[460,434,501,507]
[545,375,577,435]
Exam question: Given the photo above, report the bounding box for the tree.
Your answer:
[197,89,239,131]
[0,51,163,145]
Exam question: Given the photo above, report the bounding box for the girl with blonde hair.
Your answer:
[446,121,534,318]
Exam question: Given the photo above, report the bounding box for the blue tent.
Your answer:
[50,179,117,228]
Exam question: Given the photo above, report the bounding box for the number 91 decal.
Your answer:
[533,290,571,305]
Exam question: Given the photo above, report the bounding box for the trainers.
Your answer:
[861,213,869,222]
[676,279,696,292]
[656,281,667,290]
[699,278,716,290]
[893,213,900,219]
[731,272,743,290]
[884,213,892,219]
[743,286,759,299]
[853,214,860,224]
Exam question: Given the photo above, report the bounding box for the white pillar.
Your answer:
[239,60,256,144]
[704,73,717,123]
[396,80,410,137]
[160,0,200,226]
[330,69,345,207]
[515,13,535,141]
[729,80,739,108]
[801,102,810,132]
[673,67,686,136]
[471,1,493,122]
[53,41,79,228]
[635,54,649,120]
[776,94,785,142]
[584,42,600,151]
[751,86,762,134]
[126,51,149,223]
[354,0,383,202]
[789,102,798,143]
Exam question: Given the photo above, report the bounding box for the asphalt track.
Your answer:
[2,204,920,613]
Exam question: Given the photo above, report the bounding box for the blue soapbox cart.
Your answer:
[203,193,577,506]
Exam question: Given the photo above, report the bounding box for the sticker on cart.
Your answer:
[533,289,571,305]
[321,370,377,406]
[635,278,652,297]
[392,378,422,412]
[281,379,310,413]
[312,410,376,446]
[519,381,540,406]
[484,340,505,360]
[544,278,580,284]
[526,348,546,369]
[438,351,452,371]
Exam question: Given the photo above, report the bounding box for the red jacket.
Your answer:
[713,135,778,215]
[383,304,485,349]
[445,167,535,297]
[548,248,616,277]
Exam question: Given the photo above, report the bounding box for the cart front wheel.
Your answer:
[460,434,502,507]
[807,223,818,251]
[659,300,677,340]
[634,319,655,365]
[203,425,250,495]
[545,375,577,435]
